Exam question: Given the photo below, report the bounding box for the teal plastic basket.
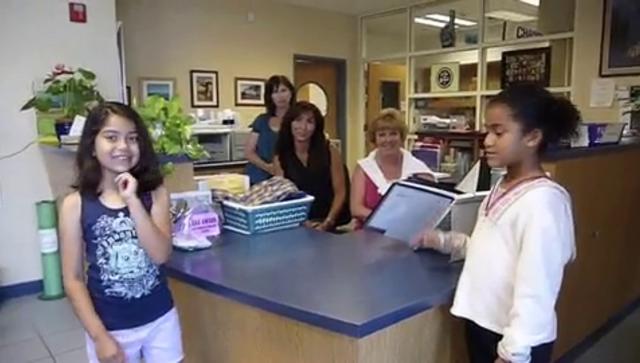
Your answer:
[221,195,315,235]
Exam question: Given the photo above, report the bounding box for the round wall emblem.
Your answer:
[437,67,454,89]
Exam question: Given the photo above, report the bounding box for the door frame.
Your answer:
[293,54,348,158]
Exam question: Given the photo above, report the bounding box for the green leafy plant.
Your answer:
[136,95,208,174]
[21,64,104,120]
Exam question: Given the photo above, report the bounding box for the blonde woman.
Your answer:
[350,109,433,226]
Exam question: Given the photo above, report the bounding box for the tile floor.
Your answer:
[0,295,85,363]
[572,305,640,363]
[1,294,639,362]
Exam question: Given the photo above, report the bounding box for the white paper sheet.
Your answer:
[68,115,86,137]
[590,79,615,108]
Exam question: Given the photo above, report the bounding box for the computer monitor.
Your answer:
[404,157,491,194]
[456,157,491,193]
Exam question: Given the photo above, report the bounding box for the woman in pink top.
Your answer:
[351,109,433,227]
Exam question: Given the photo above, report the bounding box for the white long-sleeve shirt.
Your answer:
[443,177,575,363]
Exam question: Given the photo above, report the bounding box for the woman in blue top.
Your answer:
[244,75,295,185]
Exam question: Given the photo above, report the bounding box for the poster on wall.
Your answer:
[430,63,460,92]
[139,78,176,102]
[190,70,219,108]
[501,47,551,89]
[600,0,640,76]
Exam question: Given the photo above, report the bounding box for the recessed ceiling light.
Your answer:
[485,10,537,22]
[425,14,477,27]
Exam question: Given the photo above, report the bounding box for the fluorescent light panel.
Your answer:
[414,17,449,28]
[485,10,537,22]
[519,0,540,6]
[425,13,477,27]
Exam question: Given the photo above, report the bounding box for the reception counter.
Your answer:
[166,228,467,363]
[164,140,640,363]
[39,139,640,362]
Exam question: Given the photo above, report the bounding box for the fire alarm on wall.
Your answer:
[69,2,87,23]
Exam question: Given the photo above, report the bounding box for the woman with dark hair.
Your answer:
[244,75,295,185]
[59,102,183,362]
[274,101,350,231]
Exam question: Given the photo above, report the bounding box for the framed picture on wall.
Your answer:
[139,78,176,102]
[235,78,266,106]
[190,70,219,108]
[500,47,551,89]
[600,0,640,76]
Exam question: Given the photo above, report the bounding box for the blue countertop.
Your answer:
[165,228,462,338]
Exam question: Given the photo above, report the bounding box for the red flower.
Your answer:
[51,64,73,77]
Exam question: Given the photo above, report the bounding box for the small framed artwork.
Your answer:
[139,78,176,102]
[501,47,551,89]
[235,78,266,106]
[600,0,640,76]
[190,70,219,108]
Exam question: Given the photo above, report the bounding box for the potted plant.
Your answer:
[136,95,208,175]
[21,64,104,142]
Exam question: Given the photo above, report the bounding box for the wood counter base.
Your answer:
[170,279,467,363]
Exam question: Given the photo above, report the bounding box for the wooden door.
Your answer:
[366,62,407,152]
[294,60,339,139]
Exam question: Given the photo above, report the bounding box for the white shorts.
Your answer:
[85,307,184,363]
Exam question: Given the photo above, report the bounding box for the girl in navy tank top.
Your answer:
[59,102,183,363]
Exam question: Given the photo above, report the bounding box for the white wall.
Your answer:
[0,0,120,287]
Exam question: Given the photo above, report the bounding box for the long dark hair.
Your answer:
[276,101,330,173]
[265,75,295,116]
[74,102,163,196]
[488,83,581,153]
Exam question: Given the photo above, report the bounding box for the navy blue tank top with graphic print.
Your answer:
[81,193,173,331]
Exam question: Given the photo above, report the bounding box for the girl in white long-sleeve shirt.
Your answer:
[411,84,581,363]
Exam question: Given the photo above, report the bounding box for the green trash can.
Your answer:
[36,200,65,300]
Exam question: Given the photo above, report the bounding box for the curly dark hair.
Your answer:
[488,83,581,153]
[73,102,163,196]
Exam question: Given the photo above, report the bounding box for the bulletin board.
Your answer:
[500,47,551,89]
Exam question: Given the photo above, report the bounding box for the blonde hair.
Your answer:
[367,108,407,144]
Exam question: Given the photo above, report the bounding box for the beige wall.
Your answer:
[116,0,361,166]
[573,0,640,122]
